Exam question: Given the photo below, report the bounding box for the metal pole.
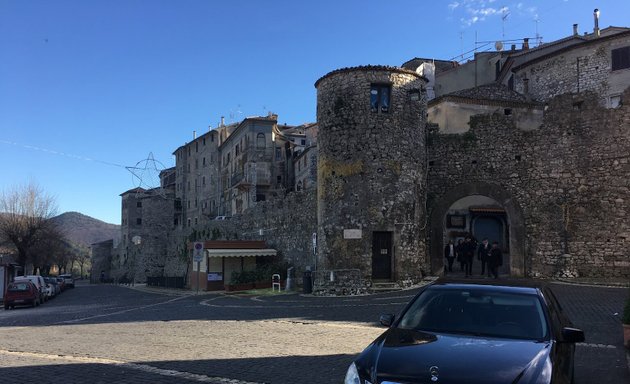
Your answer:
[196,261,200,294]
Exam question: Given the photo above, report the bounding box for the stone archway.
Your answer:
[429,182,527,276]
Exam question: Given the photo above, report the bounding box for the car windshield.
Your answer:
[8,283,31,292]
[398,287,549,341]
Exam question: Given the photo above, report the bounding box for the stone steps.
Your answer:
[370,282,400,293]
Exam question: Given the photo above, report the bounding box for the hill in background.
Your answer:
[51,212,120,248]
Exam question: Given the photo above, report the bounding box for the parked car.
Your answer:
[59,273,75,288]
[55,276,66,291]
[44,277,61,296]
[345,278,585,384]
[14,275,47,303]
[213,216,230,220]
[4,281,40,309]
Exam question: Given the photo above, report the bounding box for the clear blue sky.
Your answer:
[1,0,627,224]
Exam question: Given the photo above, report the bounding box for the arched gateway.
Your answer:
[429,182,527,276]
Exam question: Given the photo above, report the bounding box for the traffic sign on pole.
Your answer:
[193,242,204,263]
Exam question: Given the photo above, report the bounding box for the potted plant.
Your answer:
[623,290,630,349]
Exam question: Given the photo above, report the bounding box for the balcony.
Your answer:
[230,166,271,188]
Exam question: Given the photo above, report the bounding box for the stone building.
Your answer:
[104,15,629,291]
[315,66,428,282]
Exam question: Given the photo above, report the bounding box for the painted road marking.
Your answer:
[0,349,262,384]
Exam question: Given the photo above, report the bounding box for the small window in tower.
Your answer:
[409,89,420,101]
[370,84,391,113]
[136,201,142,208]
[136,218,142,225]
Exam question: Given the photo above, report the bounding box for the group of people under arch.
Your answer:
[444,236,503,278]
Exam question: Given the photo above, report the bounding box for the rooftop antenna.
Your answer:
[501,7,510,39]
[534,16,542,46]
[460,31,464,61]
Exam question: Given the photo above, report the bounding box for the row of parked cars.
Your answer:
[3,274,75,310]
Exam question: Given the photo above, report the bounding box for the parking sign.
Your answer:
[193,242,204,263]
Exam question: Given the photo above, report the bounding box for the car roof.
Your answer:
[429,277,550,295]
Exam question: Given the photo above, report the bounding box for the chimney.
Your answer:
[593,9,600,37]
[573,23,578,36]
[193,130,196,139]
[522,38,530,50]
[220,116,225,127]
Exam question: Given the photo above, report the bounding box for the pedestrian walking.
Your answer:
[444,240,456,273]
[456,239,465,272]
[462,236,475,277]
[477,238,491,277]
[488,241,503,279]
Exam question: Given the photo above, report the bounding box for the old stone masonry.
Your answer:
[96,22,630,293]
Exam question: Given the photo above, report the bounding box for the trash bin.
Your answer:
[303,270,312,294]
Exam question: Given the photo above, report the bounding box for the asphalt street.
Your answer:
[0,280,628,383]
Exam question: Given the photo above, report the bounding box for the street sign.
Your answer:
[193,242,204,263]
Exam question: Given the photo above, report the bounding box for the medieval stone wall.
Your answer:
[427,88,630,278]
[315,66,429,282]
[163,190,318,280]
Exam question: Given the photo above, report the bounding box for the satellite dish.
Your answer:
[495,41,504,51]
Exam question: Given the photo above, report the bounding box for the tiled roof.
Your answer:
[448,83,530,103]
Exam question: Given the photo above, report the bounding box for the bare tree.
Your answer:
[0,182,59,274]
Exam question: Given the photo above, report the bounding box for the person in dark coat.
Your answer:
[477,238,491,277]
[444,240,456,273]
[456,239,465,271]
[488,241,503,279]
[462,236,475,277]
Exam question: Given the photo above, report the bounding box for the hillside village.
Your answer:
[92,16,630,293]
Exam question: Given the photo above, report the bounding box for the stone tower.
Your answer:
[314,66,429,283]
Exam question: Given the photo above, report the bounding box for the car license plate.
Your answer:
[14,299,24,303]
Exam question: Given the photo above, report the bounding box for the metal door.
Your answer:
[372,232,392,279]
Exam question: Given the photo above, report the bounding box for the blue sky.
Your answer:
[1,0,628,225]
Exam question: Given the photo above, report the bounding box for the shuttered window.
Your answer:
[612,46,630,71]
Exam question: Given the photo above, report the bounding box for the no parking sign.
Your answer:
[193,242,204,263]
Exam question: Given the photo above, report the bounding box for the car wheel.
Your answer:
[3,304,8,310]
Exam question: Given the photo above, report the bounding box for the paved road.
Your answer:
[0,281,628,383]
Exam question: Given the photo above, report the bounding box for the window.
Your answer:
[507,75,514,91]
[257,133,266,148]
[136,201,142,208]
[202,176,206,186]
[370,84,391,113]
[203,157,206,167]
[236,144,239,156]
[187,218,191,228]
[301,139,306,145]
[194,217,198,225]
[612,46,630,71]
[195,159,198,169]
[136,218,142,225]
[275,147,282,160]
[202,138,206,146]
[195,142,198,153]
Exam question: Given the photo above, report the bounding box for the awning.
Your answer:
[205,249,277,258]
[469,207,506,214]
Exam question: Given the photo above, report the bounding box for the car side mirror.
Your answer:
[379,314,395,327]
[561,327,585,343]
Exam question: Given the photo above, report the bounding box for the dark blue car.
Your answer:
[345,279,585,384]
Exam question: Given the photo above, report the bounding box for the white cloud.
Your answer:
[449,2,460,11]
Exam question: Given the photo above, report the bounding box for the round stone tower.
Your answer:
[314,66,428,283]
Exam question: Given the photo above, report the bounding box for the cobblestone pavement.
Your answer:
[0,280,628,383]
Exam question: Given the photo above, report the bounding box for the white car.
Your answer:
[14,275,47,303]
[59,274,75,288]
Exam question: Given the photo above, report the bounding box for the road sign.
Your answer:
[193,242,204,263]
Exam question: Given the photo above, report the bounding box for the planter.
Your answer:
[623,324,630,350]
[224,282,254,292]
